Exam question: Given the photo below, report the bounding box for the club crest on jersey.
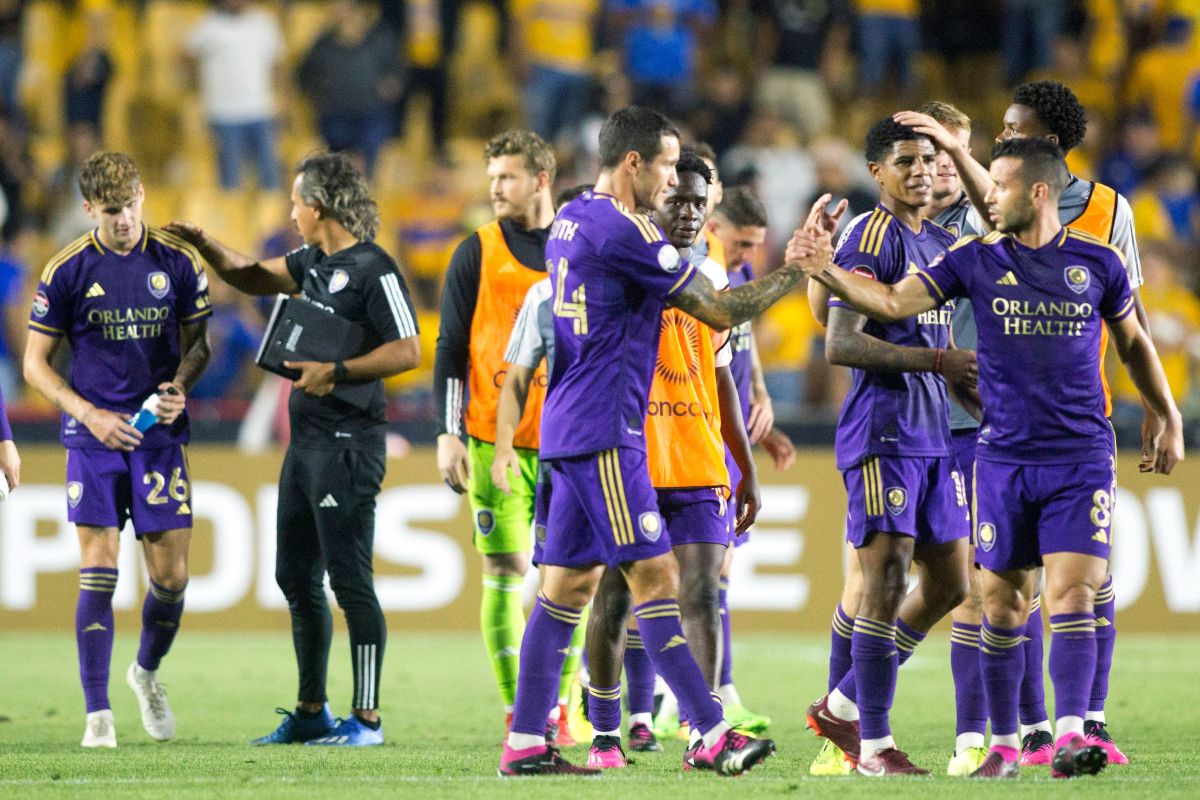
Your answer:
[66,481,84,508]
[850,264,877,280]
[885,487,907,516]
[1064,266,1090,294]
[535,523,547,547]
[32,290,49,317]
[978,522,997,552]
[657,244,682,273]
[329,269,350,293]
[639,512,663,542]
[476,509,495,536]
[147,271,170,299]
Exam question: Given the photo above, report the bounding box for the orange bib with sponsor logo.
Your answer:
[1066,182,1118,417]
[464,221,548,447]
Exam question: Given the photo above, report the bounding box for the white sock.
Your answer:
[718,683,741,706]
[504,704,514,714]
[547,705,561,721]
[508,732,544,750]
[700,720,730,749]
[956,732,985,754]
[1054,715,1085,740]
[1085,710,1105,724]
[990,733,1020,750]
[1019,720,1051,739]
[630,712,652,727]
[134,664,154,681]
[689,726,702,746]
[828,688,860,721]
[861,736,894,756]
[594,728,619,738]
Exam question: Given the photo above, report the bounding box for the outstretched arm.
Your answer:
[825,306,976,385]
[669,265,806,331]
[162,221,298,295]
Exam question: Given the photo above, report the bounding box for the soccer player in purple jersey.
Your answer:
[788,137,1184,779]
[166,153,421,747]
[897,81,1148,766]
[799,119,976,776]
[499,106,806,777]
[23,152,213,748]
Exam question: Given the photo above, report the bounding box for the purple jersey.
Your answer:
[539,191,697,459]
[724,261,755,423]
[29,227,212,449]
[917,228,1134,464]
[831,205,957,470]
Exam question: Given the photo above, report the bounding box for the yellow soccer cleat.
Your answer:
[947,746,989,776]
[810,738,854,776]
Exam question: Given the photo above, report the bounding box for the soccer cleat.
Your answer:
[809,739,853,776]
[629,722,662,752]
[125,663,175,741]
[1050,733,1107,778]
[687,729,776,776]
[676,721,691,742]
[652,708,680,741]
[305,715,384,746]
[805,695,861,765]
[566,680,593,743]
[856,747,930,776]
[251,705,337,744]
[586,735,627,768]
[968,748,1020,779]
[723,702,771,733]
[499,743,601,776]
[554,704,577,747]
[1020,729,1054,765]
[947,745,989,776]
[81,709,117,748]
[1083,720,1128,765]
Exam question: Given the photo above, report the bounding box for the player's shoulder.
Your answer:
[40,231,99,285]
[352,240,402,277]
[837,206,893,257]
[1063,226,1126,267]
[586,192,665,247]
[948,231,1005,252]
[146,226,206,276]
[922,217,960,246]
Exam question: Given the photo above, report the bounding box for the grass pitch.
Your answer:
[0,632,1197,798]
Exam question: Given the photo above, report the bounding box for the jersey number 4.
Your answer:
[551,257,588,336]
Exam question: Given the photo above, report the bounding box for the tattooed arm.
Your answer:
[154,319,213,426]
[669,265,806,330]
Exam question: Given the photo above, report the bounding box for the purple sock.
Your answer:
[1019,594,1049,725]
[1090,577,1115,713]
[950,622,986,736]
[828,603,854,693]
[623,628,655,715]
[1049,613,1097,722]
[893,618,926,664]
[633,599,723,736]
[718,579,734,687]
[834,615,919,705]
[138,580,185,671]
[588,683,622,733]
[849,617,898,740]
[980,617,1026,737]
[77,568,117,713]
[511,594,582,737]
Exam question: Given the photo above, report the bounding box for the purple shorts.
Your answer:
[540,447,672,569]
[532,464,550,566]
[658,487,729,547]
[65,446,193,535]
[842,455,970,548]
[951,429,977,504]
[973,457,1117,572]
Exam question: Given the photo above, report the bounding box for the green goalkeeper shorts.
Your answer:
[468,437,538,555]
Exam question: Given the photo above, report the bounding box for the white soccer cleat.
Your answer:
[81,709,117,748]
[126,662,175,741]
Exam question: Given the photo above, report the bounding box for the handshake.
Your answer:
[780,193,845,278]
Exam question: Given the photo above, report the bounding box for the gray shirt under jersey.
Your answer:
[504,277,555,379]
[935,193,986,430]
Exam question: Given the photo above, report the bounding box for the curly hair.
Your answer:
[484,129,557,183]
[864,118,928,163]
[676,150,713,184]
[295,152,380,242]
[79,152,141,206]
[1012,80,1087,153]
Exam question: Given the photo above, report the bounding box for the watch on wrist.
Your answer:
[333,361,348,383]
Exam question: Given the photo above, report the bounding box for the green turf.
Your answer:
[0,632,1197,798]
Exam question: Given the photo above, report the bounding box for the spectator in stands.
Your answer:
[0,114,28,244]
[1134,155,1200,244]
[750,0,850,140]
[297,0,404,176]
[1001,0,1061,86]
[0,0,20,117]
[47,124,101,247]
[1126,15,1197,153]
[387,161,466,309]
[805,137,876,237]
[0,236,24,401]
[690,64,752,157]
[723,112,816,251]
[396,0,454,163]
[63,13,112,137]
[512,0,600,144]
[1099,113,1163,198]
[188,277,263,402]
[854,0,920,100]
[607,0,715,118]
[186,0,284,191]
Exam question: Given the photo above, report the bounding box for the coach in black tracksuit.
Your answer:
[165,153,420,744]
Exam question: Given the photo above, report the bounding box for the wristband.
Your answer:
[333,360,348,383]
[933,348,944,375]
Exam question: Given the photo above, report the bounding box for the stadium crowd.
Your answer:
[0,0,1197,442]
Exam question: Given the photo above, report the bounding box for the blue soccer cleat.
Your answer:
[305,714,384,746]
[250,705,337,745]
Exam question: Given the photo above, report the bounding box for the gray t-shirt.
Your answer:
[1058,176,1144,289]
[504,278,555,377]
[935,193,986,431]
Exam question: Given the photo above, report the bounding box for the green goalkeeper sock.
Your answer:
[558,603,589,704]
[481,574,526,708]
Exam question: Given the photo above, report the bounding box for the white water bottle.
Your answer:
[128,393,161,433]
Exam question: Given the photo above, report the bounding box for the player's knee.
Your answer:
[678,576,719,622]
[1050,582,1097,616]
[483,551,529,577]
[152,572,188,594]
